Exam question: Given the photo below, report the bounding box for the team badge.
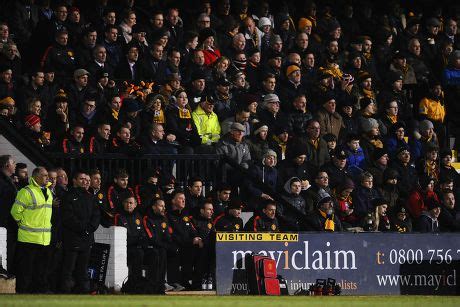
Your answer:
[135,219,141,225]
[161,222,167,229]
[271,224,277,231]
[235,224,240,230]
[183,216,189,222]
[98,193,104,200]
[207,223,212,229]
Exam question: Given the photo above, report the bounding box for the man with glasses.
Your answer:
[303,119,330,168]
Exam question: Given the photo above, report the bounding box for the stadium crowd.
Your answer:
[1,0,460,295]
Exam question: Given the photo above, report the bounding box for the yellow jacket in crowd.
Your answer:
[192,105,221,145]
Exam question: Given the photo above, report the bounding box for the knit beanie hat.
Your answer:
[361,118,379,133]
[298,18,312,30]
[258,17,271,28]
[24,114,41,127]
[419,119,434,131]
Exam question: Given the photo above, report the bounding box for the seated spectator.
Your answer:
[344,133,366,179]
[391,205,413,233]
[45,90,70,142]
[407,176,440,220]
[323,133,337,158]
[244,200,280,232]
[366,148,389,188]
[315,91,343,139]
[439,190,460,232]
[306,191,343,232]
[245,149,277,208]
[353,171,381,219]
[140,123,177,155]
[321,149,350,190]
[334,177,359,228]
[71,93,104,135]
[287,94,312,137]
[301,119,330,168]
[378,168,400,214]
[245,122,270,163]
[410,119,439,162]
[415,197,441,233]
[439,149,460,190]
[220,105,251,137]
[213,77,234,121]
[216,122,251,170]
[192,95,221,153]
[369,198,391,232]
[419,80,446,146]
[360,117,384,161]
[416,143,440,181]
[385,122,408,159]
[165,89,200,154]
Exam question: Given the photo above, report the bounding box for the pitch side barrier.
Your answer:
[216,232,460,295]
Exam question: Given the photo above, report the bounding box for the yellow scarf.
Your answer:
[370,139,384,149]
[179,107,191,119]
[319,210,335,231]
[153,109,165,124]
[388,115,398,124]
[310,138,319,149]
[272,135,287,156]
[112,108,119,120]
[362,88,375,100]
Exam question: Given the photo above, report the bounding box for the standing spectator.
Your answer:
[0,155,17,274]
[352,171,381,219]
[61,170,100,293]
[11,167,52,293]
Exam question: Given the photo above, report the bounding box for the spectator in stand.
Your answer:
[184,176,205,216]
[0,65,15,99]
[119,10,136,45]
[66,68,92,113]
[352,171,381,219]
[165,89,199,154]
[369,198,391,232]
[315,91,344,139]
[192,95,221,153]
[407,176,440,220]
[301,119,330,168]
[102,25,123,69]
[439,190,460,232]
[21,114,51,150]
[140,123,177,156]
[418,80,446,147]
[385,122,408,159]
[306,191,343,232]
[44,90,70,142]
[287,94,312,138]
[416,197,441,233]
[334,177,359,228]
[216,122,251,169]
[366,148,389,188]
[13,162,28,190]
[199,28,220,67]
[321,148,350,190]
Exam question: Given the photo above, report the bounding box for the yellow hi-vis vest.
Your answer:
[10,178,53,246]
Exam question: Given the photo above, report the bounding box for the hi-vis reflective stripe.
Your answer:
[19,225,51,232]
[14,201,52,210]
[24,187,38,206]
[23,187,51,210]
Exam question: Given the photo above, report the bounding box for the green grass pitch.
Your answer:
[0,295,460,307]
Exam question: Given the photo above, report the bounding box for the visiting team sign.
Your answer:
[215,232,460,295]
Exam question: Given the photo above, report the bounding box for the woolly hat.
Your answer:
[357,71,372,83]
[286,64,301,77]
[387,70,403,85]
[263,149,277,159]
[419,119,434,131]
[262,94,280,108]
[316,190,332,207]
[258,17,271,28]
[270,34,283,46]
[361,118,379,133]
[230,122,246,132]
[0,96,15,105]
[383,168,399,181]
[24,114,40,127]
[372,197,388,208]
[123,98,143,112]
[253,122,268,136]
[199,27,216,44]
[298,18,312,30]
[360,97,375,110]
[337,177,355,191]
[373,148,388,161]
[440,148,453,159]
